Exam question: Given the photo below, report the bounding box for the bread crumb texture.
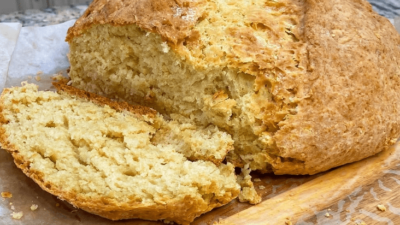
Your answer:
[237,164,261,204]
[67,0,400,175]
[0,84,240,224]
[11,211,23,220]
[377,204,386,212]
[30,204,38,211]
[1,192,12,198]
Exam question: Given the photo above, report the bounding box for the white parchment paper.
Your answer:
[6,20,75,90]
[0,23,21,91]
[395,16,400,32]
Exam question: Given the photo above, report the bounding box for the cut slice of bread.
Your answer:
[53,80,234,166]
[0,82,240,225]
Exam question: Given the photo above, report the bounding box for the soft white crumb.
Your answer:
[30,204,38,211]
[161,42,170,53]
[11,211,23,220]
[377,204,386,212]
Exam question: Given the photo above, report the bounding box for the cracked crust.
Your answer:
[67,0,400,175]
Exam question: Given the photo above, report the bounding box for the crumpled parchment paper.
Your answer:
[0,23,21,91]
[6,20,75,91]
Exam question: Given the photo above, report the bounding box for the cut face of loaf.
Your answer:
[67,0,400,175]
[0,83,240,225]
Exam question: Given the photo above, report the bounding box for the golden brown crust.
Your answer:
[66,0,206,43]
[272,0,400,174]
[52,79,157,118]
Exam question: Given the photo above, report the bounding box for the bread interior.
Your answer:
[69,24,273,171]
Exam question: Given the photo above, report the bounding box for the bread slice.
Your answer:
[0,82,240,225]
[66,0,400,175]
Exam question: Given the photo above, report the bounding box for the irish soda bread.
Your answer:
[0,82,240,224]
[66,0,400,175]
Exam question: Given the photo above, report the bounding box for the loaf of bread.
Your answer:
[66,0,400,175]
[0,81,240,224]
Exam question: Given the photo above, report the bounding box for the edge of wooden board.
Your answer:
[219,142,400,225]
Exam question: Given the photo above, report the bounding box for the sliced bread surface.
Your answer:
[0,82,240,224]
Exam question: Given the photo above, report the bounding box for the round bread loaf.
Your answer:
[66,0,400,175]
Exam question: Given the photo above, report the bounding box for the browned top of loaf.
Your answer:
[53,79,157,118]
[65,0,205,43]
[66,0,400,174]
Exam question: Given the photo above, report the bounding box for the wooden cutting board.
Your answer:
[1,141,400,225]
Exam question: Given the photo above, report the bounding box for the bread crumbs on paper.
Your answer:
[31,204,38,211]
[51,74,64,81]
[1,192,12,198]
[11,205,15,210]
[35,75,41,81]
[325,213,330,217]
[11,211,23,220]
[254,178,261,182]
[377,204,386,212]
